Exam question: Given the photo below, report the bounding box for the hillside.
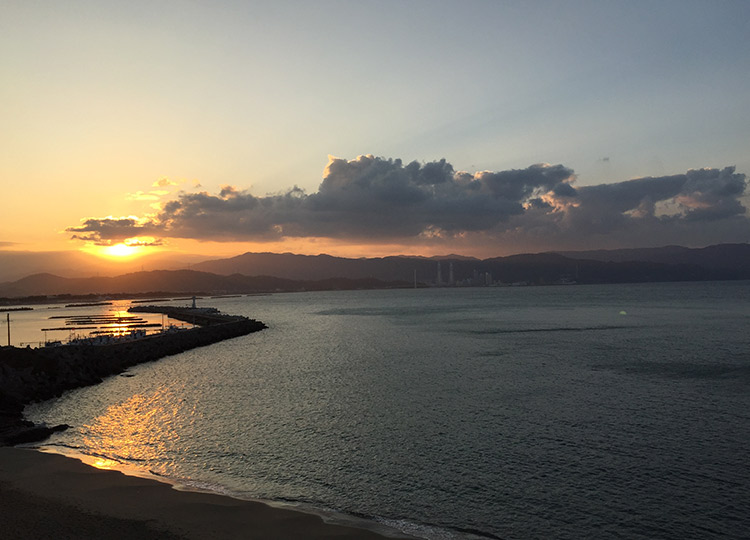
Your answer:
[1,244,748,300]
[191,244,750,284]
[556,243,750,271]
[192,252,436,282]
[0,270,411,300]
[0,250,211,282]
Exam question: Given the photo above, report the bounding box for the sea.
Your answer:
[22,281,750,539]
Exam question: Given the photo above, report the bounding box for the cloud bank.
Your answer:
[66,156,750,253]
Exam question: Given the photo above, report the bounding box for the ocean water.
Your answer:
[25,282,750,539]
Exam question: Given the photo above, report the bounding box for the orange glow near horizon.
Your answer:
[71,236,506,262]
[157,237,498,260]
[80,237,164,261]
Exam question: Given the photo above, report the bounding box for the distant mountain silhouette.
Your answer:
[0,270,411,299]
[556,243,750,272]
[1,243,748,299]
[0,250,211,282]
[192,252,436,282]
[191,244,750,284]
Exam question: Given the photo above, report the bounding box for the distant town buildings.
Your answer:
[423,258,578,287]
[429,264,499,287]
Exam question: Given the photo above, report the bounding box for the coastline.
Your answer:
[0,446,407,539]
[0,306,413,539]
[0,306,267,444]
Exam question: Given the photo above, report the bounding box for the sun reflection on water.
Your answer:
[91,458,120,470]
[104,309,132,337]
[82,385,194,475]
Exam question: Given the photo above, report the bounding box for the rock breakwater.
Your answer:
[0,308,266,445]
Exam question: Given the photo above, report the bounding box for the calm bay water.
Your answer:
[3,301,178,347]
[25,282,750,539]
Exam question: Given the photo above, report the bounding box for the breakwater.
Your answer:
[0,308,266,445]
[128,305,241,326]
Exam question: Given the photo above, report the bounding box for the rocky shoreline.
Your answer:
[0,307,266,445]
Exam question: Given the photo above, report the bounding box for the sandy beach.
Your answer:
[0,447,402,539]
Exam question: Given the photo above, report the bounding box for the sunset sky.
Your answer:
[2,0,750,262]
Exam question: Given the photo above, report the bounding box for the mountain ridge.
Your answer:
[0,250,213,282]
[190,243,750,282]
[1,243,748,299]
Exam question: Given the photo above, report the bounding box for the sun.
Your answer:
[104,243,139,258]
[103,243,140,258]
[80,236,160,260]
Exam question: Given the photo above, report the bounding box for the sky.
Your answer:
[2,0,750,262]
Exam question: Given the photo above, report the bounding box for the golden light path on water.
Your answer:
[98,308,146,338]
[83,386,195,474]
[25,283,750,539]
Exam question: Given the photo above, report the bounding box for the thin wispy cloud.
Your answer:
[126,190,171,201]
[153,178,178,188]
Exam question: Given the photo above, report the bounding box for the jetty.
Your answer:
[0,306,266,445]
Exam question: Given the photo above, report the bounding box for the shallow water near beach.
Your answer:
[25,282,750,539]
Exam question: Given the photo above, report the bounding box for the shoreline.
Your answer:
[0,446,409,539]
[0,306,267,444]
[33,444,415,538]
[0,306,416,538]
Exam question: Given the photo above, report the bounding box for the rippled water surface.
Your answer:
[26,282,750,539]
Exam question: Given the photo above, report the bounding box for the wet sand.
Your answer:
[0,447,403,539]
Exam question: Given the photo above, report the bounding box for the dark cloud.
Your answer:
[561,167,747,233]
[298,156,566,237]
[679,167,747,221]
[553,182,577,197]
[67,217,158,246]
[124,238,163,247]
[66,157,749,252]
[514,165,750,250]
